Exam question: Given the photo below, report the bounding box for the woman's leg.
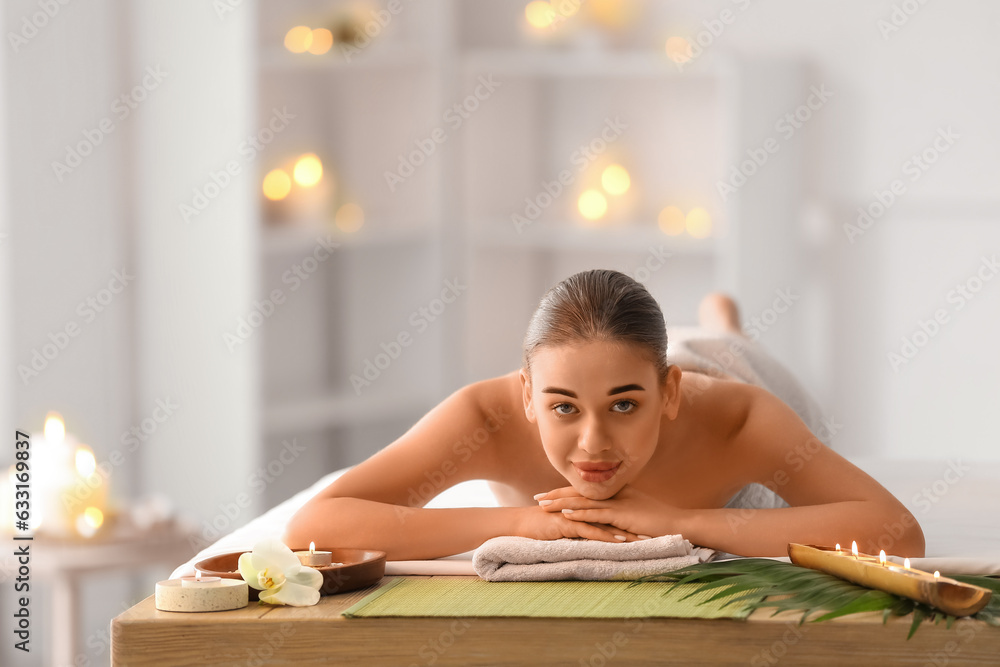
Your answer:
[697,292,745,337]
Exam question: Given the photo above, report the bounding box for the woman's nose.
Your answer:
[578,418,612,454]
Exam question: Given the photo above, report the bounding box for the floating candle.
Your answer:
[788,543,992,617]
[295,542,334,568]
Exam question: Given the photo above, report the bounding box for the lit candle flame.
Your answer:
[904,558,911,569]
[851,541,858,557]
[44,412,66,443]
[309,541,316,554]
[75,446,97,478]
[934,571,940,579]
[879,550,886,566]
[835,543,840,552]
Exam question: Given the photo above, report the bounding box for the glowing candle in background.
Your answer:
[665,36,693,64]
[335,203,365,233]
[879,549,887,566]
[284,26,314,53]
[904,558,911,570]
[851,541,858,559]
[32,412,109,538]
[685,207,712,238]
[307,29,334,55]
[658,206,685,236]
[262,169,292,201]
[525,1,555,30]
[263,154,336,225]
[577,189,608,223]
[601,164,631,196]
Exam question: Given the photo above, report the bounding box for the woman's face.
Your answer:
[519,340,683,500]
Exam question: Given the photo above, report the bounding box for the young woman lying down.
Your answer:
[285,269,925,561]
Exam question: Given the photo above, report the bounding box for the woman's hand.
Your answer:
[533,484,686,540]
[514,504,644,543]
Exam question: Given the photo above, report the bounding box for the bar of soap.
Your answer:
[155,578,249,612]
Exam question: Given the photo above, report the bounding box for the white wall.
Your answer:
[130,1,260,533]
[692,0,1000,459]
[3,1,259,664]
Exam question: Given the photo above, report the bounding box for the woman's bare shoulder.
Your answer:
[678,370,759,441]
[463,370,525,427]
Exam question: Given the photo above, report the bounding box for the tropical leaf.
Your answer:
[628,558,1000,639]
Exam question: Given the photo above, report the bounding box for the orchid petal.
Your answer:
[260,580,322,607]
[249,538,300,574]
[284,563,324,590]
[238,552,264,590]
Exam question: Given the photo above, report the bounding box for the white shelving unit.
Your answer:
[253,0,810,502]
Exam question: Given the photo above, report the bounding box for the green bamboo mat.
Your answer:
[342,577,763,619]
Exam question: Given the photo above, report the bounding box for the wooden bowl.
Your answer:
[194,548,386,600]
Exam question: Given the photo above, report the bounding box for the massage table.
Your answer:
[112,458,1000,665]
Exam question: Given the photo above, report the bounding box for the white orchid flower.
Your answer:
[237,538,323,606]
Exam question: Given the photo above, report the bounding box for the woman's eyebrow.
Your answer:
[541,384,645,398]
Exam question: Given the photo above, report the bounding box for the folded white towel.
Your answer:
[472,534,716,582]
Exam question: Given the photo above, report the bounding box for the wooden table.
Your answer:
[112,574,1000,666]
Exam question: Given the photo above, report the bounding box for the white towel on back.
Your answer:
[472,534,716,582]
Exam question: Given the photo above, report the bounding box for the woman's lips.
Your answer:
[573,461,621,482]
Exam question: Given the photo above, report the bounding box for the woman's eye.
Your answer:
[612,400,637,413]
[552,400,636,417]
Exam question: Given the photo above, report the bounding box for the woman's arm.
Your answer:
[283,382,508,558]
[285,497,526,561]
[678,385,926,557]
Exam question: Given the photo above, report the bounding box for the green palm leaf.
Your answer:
[628,558,1000,639]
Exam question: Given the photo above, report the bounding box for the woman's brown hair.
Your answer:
[522,269,670,384]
